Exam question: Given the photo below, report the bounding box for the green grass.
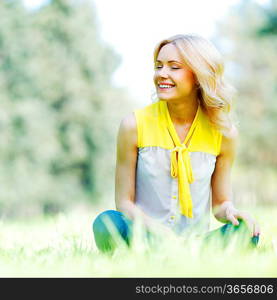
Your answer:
[0,205,276,277]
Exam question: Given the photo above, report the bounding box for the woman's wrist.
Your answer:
[213,201,237,222]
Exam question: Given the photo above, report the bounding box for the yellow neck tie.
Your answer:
[170,144,194,218]
[163,101,200,218]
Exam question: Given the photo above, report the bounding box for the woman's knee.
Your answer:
[92,210,132,251]
[92,210,123,234]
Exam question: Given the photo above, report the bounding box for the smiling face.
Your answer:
[153,43,197,102]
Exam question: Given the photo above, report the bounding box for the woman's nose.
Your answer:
[158,67,169,78]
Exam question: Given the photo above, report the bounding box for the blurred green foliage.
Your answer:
[214,0,277,206]
[0,0,276,218]
[258,0,277,35]
[0,0,134,217]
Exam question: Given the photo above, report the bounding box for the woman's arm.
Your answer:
[211,127,260,237]
[115,113,160,229]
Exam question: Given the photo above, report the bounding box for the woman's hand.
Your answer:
[214,201,261,237]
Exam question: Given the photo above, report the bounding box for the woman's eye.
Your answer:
[154,65,180,70]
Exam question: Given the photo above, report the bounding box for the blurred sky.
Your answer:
[23,0,270,106]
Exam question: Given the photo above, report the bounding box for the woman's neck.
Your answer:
[166,96,199,125]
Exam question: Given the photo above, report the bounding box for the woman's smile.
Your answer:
[158,82,176,91]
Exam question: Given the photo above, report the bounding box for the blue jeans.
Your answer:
[92,210,259,253]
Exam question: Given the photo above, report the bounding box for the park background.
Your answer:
[0,0,276,276]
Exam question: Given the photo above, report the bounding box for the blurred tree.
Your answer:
[214,0,277,204]
[258,0,277,35]
[0,0,133,217]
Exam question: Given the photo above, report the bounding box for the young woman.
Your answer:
[93,34,261,252]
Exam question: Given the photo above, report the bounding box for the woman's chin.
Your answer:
[157,93,174,101]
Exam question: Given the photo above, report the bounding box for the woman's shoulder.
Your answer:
[220,125,239,156]
[117,113,138,148]
[222,125,239,142]
[118,101,160,138]
[119,112,137,133]
[120,102,159,129]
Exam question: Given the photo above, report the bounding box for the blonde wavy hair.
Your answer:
[153,34,236,136]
